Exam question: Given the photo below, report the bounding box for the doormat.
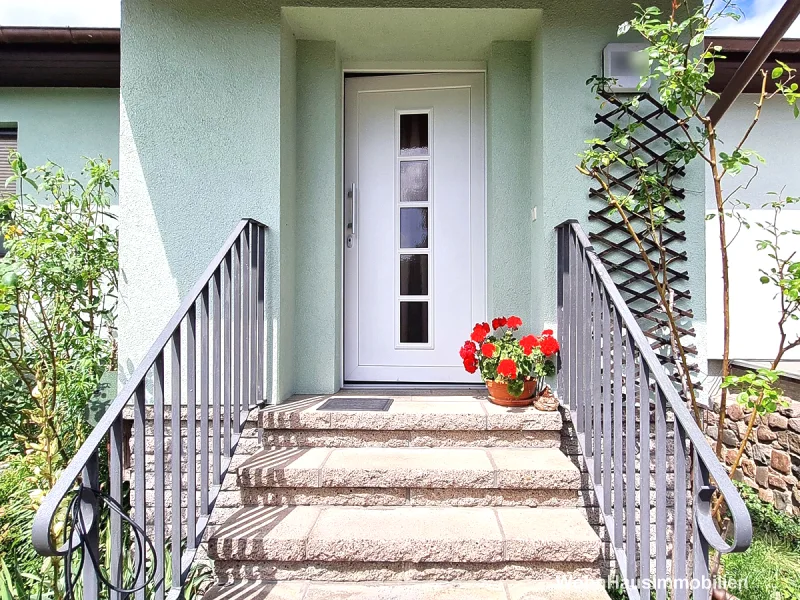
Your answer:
[316,397,394,412]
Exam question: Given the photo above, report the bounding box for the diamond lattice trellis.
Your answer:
[587,92,699,386]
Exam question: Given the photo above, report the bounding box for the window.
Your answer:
[0,127,18,258]
[397,112,431,345]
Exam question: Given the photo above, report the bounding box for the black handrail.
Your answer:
[556,220,751,600]
[32,218,268,600]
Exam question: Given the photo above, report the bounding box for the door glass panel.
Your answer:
[400,161,428,203]
[399,207,428,248]
[400,113,428,156]
[400,254,428,296]
[400,301,428,343]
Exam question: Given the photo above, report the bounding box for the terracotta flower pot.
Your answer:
[486,379,537,407]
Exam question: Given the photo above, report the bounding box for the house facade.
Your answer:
[0,27,120,188]
[116,0,706,401]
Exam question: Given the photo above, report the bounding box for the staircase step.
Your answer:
[263,428,561,449]
[208,506,600,564]
[238,447,580,491]
[260,396,562,432]
[205,579,611,599]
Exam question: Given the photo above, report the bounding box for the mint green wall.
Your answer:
[280,16,298,401]
[118,0,285,396]
[0,88,119,185]
[119,0,705,397]
[294,40,342,394]
[487,42,532,326]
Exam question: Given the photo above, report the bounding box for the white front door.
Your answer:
[344,73,486,383]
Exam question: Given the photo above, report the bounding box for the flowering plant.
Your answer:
[459,316,560,397]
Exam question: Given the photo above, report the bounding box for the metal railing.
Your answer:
[556,220,752,600]
[31,218,268,600]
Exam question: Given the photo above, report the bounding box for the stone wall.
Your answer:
[705,396,800,515]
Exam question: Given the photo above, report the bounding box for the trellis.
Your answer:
[587,92,699,386]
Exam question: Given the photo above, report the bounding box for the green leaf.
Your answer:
[760,276,770,284]
[772,66,784,80]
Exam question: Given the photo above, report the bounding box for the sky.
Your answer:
[0,0,799,37]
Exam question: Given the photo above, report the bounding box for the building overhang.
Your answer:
[0,26,120,88]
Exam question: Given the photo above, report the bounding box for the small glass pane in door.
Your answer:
[399,207,428,249]
[400,254,428,296]
[400,114,429,156]
[400,301,429,343]
[400,161,428,203]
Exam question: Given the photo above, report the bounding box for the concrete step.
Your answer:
[260,396,562,433]
[208,505,601,569]
[263,428,560,448]
[233,447,580,507]
[204,579,611,599]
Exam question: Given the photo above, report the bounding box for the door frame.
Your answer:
[339,66,488,387]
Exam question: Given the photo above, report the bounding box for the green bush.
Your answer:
[735,481,800,550]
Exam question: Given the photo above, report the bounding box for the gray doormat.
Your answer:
[316,397,394,412]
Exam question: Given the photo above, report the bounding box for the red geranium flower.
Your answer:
[491,317,507,330]
[540,335,560,357]
[497,359,517,379]
[542,329,553,336]
[463,354,478,374]
[519,335,539,355]
[481,342,496,358]
[459,340,477,360]
[506,315,523,330]
[470,322,491,343]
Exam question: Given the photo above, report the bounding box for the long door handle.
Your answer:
[346,184,357,248]
[350,183,357,236]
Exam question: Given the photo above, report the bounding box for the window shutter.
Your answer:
[0,130,16,257]
[0,130,17,197]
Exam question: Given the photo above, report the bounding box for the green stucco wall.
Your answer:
[119,0,705,398]
[487,42,532,325]
[0,88,119,186]
[294,40,342,394]
[118,0,286,394]
[280,16,298,401]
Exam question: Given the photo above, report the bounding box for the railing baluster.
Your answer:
[612,306,624,551]
[186,305,197,551]
[223,252,232,455]
[242,225,252,416]
[576,235,586,437]
[233,238,242,430]
[212,268,222,486]
[256,224,266,407]
[134,381,147,600]
[170,329,182,590]
[200,287,210,517]
[582,249,592,460]
[81,452,100,600]
[568,230,578,412]
[625,331,637,585]
[674,418,688,600]
[640,361,651,599]
[109,414,123,600]
[249,223,258,416]
[592,269,602,481]
[655,386,668,600]
[153,352,166,600]
[601,291,612,516]
[693,454,711,600]
[557,225,566,400]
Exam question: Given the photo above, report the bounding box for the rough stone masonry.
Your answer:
[705,394,800,516]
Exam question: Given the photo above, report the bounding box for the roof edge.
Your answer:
[0,26,120,45]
